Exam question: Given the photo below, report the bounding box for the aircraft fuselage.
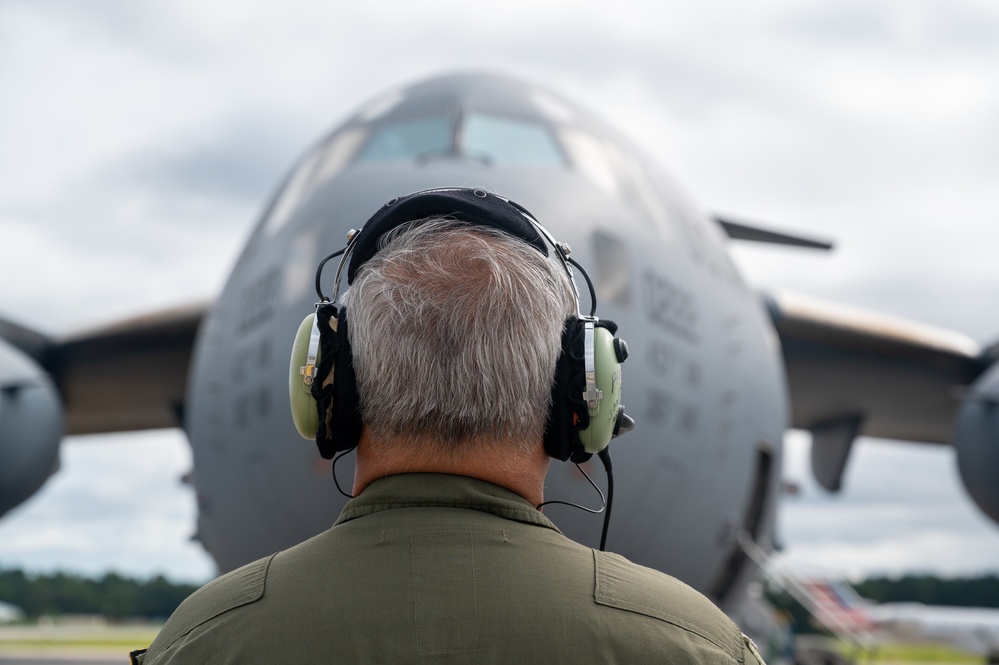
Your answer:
[184,73,787,611]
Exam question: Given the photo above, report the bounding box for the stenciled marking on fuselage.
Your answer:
[642,270,698,343]
[647,340,703,388]
[235,266,281,337]
[643,340,702,435]
[642,388,700,435]
[229,336,274,431]
[226,265,281,433]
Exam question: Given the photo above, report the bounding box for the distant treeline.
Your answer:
[768,574,999,634]
[0,569,201,620]
[853,574,999,608]
[2,569,997,622]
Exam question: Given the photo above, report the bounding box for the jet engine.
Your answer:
[0,337,63,516]
[953,360,999,526]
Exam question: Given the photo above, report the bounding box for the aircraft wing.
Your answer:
[43,302,209,435]
[0,302,208,515]
[764,290,989,490]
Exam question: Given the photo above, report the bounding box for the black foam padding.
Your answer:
[331,311,363,455]
[346,188,549,284]
[545,317,590,462]
[311,304,363,459]
[310,303,339,459]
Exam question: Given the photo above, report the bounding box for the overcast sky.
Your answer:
[1,0,999,585]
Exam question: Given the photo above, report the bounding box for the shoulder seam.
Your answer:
[593,550,740,661]
[150,554,274,660]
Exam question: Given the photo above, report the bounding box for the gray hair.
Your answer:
[343,217,577,454]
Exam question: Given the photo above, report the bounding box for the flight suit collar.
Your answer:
[334,472,563,533]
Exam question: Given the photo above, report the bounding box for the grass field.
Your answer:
[0,623,987,663]
[0,622,160,653]
[861,643,982,664]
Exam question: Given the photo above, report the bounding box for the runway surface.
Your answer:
[0,623,154,664]
[0,652,127,665]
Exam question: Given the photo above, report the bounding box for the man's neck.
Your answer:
[353,430,551,506]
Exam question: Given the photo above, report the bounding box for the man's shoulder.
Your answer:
[593,550,745,661]
[144,555,273,661]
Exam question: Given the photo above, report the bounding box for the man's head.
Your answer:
[343,216,577,461]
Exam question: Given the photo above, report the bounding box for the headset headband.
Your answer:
[319,188,587,315]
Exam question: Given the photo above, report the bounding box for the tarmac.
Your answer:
[0,622,155,665]
[0,651,126,665]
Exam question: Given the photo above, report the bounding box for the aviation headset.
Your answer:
[288,187,633,464]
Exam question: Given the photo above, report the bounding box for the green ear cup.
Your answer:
[577,326,622,453]
[289,313,321,440]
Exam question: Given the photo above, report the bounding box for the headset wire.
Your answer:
[315,247,347,301]
[537,449,615,552]
[597,448,614,551]
[566,256,597,317]
[331,449,355,499]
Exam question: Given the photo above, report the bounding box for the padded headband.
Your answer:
[345,188,549,284]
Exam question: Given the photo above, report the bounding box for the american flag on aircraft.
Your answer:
[800,579,875,633]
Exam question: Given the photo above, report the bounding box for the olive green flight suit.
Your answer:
[135,473,764,664]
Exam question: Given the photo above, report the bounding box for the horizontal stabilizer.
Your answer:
[713,215,834,250]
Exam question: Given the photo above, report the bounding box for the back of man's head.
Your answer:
[343,217,576,457]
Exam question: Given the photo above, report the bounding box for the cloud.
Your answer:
[115,115,299,203]
[2,0,999,584]
[778,433,999,577]
[0,431,214,583]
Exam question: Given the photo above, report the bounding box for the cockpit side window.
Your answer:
[558,127,619,193]
[461,113,565,166]
[558,126,675,237]
[260,127,369,237]
[261,147,325,236]
[355,116,451,162]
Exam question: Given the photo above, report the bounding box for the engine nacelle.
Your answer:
[953,360,999,526]
[0,337,63,516]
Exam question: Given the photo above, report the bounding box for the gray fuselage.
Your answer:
[184,73,787,611]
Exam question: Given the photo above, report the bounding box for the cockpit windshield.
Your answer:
[354,112,565,167]
[355,116,450,162]
[263,109,572,237]
[460,113,564,166]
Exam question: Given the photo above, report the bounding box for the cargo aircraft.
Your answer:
[2,72,998,658]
